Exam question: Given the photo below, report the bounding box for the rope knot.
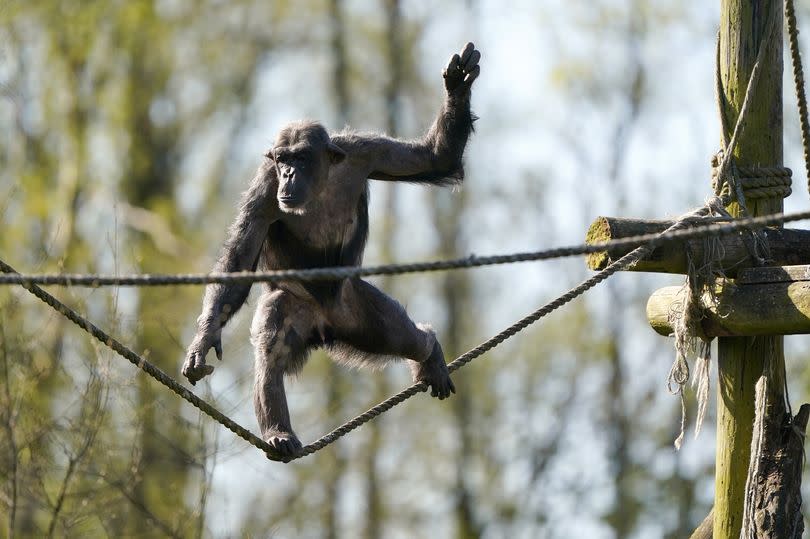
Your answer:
[711,153,792,203]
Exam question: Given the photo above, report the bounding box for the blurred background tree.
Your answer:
[2,0,810,537]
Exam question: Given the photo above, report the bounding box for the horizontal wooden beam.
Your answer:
[585,217,810,276]
[647,266,810,337]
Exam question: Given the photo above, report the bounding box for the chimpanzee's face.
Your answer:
[273,145,320,212]
[268,122,345,214]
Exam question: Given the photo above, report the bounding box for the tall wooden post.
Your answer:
[715,2,784,537]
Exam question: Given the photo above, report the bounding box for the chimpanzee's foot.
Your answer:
[264,429,303,458]
[411,340,456,399]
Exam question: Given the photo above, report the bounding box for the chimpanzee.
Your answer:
[183,43,480,457]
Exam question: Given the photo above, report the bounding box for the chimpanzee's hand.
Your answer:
[182,329,222,385]
[443,42,480,97]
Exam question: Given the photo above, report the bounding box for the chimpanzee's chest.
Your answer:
[284,205,357,248]
[261,188,369,272]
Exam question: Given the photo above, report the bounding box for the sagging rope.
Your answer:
[0,215,689,461]
[4,0,810,462]
[3,207,810,461]
[297,217,697,460]
[0,258,284,460]
[2,208,810,288]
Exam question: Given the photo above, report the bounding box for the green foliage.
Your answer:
[0,1,721,538]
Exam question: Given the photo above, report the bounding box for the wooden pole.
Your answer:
[647,276,810,338]
[715,2,784,537]
[585,217,810,275]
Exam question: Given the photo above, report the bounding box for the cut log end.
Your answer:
[585,216,612,270]
[584,216,810,276]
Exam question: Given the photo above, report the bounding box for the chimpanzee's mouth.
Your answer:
[278,195,307,212]
[279,195,301,207]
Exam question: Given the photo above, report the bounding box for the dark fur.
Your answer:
[183,43,481,457]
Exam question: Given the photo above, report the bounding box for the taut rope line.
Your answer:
[2,208,810,288]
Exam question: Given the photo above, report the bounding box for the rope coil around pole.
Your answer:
[711,163,793,201]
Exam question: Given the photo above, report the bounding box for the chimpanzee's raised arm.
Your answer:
[355,43,480,185]
[183,162,278,384]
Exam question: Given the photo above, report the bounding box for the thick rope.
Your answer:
[711,164,793,201]
[786,0,810,196]
[295,219,698,459]
[3,208,810,288]
[0,259,286,462]
[2,208,703,462]
[716,6,778,187]
[2,240,649,462]
[5,1,810,462]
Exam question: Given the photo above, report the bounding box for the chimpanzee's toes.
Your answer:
[183,358,214,385]
[432,377,455,400]
[265,431,302,458]
[413,340,455,401]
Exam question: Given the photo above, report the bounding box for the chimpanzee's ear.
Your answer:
[327,141,346,164]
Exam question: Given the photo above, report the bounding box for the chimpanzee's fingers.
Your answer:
[449,378,456,394]
[270,437,300,458]
[464,65,480,85]
[214,340,223,361]
[184,357,198,385]
[463,49,480,71]
[203,364,215,376]
[446,53,461,74]
[460,42,475,64]
[182,353,195,376]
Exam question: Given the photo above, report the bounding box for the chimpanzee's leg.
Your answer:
[327,278,455,399]
[251,288,318,456]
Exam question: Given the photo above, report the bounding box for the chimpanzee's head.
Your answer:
[265,121,346,214]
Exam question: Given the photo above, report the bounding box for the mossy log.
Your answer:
[585,217,810,276]
[647,266,810,338]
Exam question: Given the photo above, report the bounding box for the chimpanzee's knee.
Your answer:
[251,290,312,375]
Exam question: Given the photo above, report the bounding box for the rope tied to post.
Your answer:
[711,158,793,202]
[666,8,785,449]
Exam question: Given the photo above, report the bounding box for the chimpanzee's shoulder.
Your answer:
[331,128,391,154]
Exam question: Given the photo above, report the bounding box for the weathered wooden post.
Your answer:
[585,1,810,537]
[714,2,783,537]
